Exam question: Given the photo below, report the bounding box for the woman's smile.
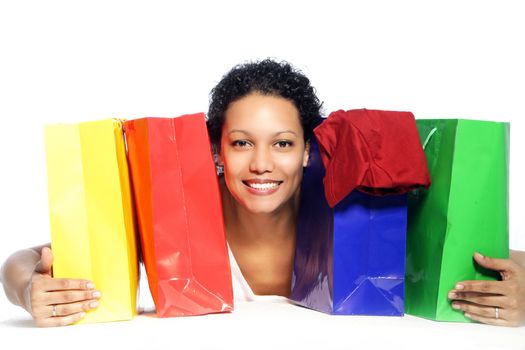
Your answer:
[242,179,283,195]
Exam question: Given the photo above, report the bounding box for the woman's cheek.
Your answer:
[277,152,305,177]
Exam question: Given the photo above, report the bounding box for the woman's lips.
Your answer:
[242,179,283,195]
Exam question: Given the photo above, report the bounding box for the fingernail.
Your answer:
[79,312,86,318]
[455,284,464,290]
[89,301,99,309]
[448,292,457,299]
[475,252,484,259]
[86,282,94,289]
[452,302,460,309]
[464,313,471,318]
[92,291,101,298]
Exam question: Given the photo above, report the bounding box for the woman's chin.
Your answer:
[242,202,281,215]
[240,195,296,216]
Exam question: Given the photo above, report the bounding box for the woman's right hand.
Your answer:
[27,247,101,327]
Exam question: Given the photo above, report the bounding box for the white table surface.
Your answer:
[1,293,523,350]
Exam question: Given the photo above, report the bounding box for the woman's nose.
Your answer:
[249,147,274,174]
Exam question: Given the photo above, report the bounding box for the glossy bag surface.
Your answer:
[45,119,138,324]
[405,119,509,322]
[124,115,233,317]
[291,139,407,315]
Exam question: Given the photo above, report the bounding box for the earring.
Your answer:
[216,164,224,176]
[213,153,224,176]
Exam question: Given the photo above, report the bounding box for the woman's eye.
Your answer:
[231,140,251,148]
[275,140,293,148]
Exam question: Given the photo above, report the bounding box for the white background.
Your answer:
[0,0,524,345]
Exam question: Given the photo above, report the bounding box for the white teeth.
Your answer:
[248,182,279,190]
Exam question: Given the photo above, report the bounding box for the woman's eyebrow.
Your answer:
[227,130,298,137]
[273,130,297,137]
[227,129,251,136]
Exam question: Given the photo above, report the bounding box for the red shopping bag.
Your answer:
[124,114,233,317]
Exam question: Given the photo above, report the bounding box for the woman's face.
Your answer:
[220,93,309,215]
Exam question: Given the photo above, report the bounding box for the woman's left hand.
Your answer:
[448,252,525,327]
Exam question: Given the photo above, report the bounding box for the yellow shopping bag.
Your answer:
[45,119,138,324]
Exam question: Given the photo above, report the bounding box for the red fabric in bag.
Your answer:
[314,109,431,208]
[124,114,233,317]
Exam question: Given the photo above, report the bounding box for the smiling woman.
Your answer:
[219,93,310,297]
[206,60,323,298]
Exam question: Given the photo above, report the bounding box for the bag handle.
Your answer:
[422,127,438,150]
[411,126,438,198]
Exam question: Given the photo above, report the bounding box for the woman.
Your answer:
[1,59,524,327]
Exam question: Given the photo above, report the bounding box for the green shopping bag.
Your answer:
[405,119,509,322]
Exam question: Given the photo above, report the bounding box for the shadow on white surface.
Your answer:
[1,317,34,328]
[1,298,523,350]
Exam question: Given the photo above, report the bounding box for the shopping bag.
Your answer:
[291,109,429,315]
[405,119,510,322]
[124,114,233,317]
[45,119,138,324]
[291,138,407,315]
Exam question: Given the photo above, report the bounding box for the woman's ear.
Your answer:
[303,140,310,167]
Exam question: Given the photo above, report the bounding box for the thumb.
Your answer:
[474,252,516,273]
[35,247,54,275]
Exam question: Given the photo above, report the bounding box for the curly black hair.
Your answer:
[207,59,323,151]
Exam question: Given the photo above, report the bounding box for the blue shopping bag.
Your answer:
[291,138,407,315]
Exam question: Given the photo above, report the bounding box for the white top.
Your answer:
[228,245,291,303]
[137,245,290,313]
